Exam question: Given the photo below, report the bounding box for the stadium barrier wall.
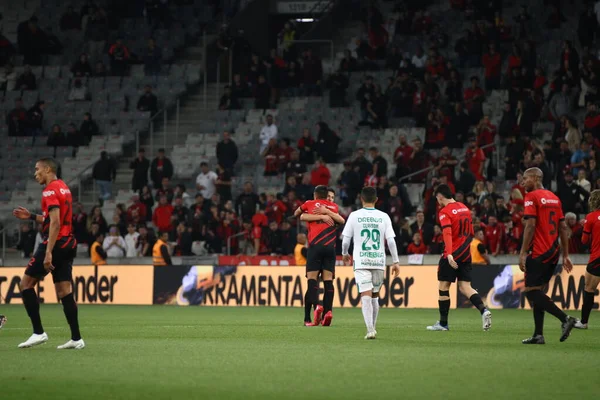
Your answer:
[153,266,456,308]
[0,266,154,305]
[2,265,597,310]
[458,264,599,311]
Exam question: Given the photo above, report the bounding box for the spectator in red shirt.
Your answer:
[127,194,147,222]
[435,146,458,182]
[407,232,427,255]
[476,116,496,156]
[297,128,316,164]
[277,138,294,171]
[394,134,413,179]
[409,138,433,183]
[152,195,174,233]
[425,109,448,148]
[565,212,583,254]
[584,102,600,137]
[504,218,522,254]
[262,138,280,176]
[482,44,501,90]
[506,43,522,77]
[484,214,505,256]
[463,76,485,124]
[310,159,331,186]
[265,193,288,225]
[465,137,487,181]
[428,225,444,254]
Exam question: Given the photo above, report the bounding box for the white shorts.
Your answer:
[354,269,384,293]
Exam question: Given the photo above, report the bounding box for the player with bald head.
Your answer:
[520,167,577,344]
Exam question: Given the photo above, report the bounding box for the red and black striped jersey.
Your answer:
[583,210,600,270]
[41,179,73,240]
[438,201,473,263]
[524,189,564,264]
[301,199,339,247]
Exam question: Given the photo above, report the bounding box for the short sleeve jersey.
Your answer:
[41,179,73,240]
[583,210,600,266]
[438,201,473,263]
[523,189,564,263]
[341,207,395,270]
[301,199,339,247]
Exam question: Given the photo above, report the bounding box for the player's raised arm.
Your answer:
[294,206,303,217]
[300,213,334,226]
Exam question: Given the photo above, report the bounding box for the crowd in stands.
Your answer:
[10,0,600,260]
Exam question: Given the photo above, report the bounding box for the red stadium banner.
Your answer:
[218,255,345,266]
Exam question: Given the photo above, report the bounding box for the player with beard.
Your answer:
[519,167,577,344]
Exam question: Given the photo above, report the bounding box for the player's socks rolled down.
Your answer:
[438,299,450,326]
[469,294,487,314]
[307,279,319,307]
[533,305,545,336]
[361,296,374,332]
[61,293,81,341]
[323,280,334,313]
[527,289,567,323]
[372,298,380,329]
[581,291,595,324]
[304,291,312,322]
[22,288,44,334]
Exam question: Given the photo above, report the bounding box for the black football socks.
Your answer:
[22,288,44,334]
[438,299,450,326]
[469,293,487,314]
[581,291,595,324]
[323,280,334,314]
[60,293,81,341]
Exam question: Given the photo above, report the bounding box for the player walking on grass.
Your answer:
[575,189,600,330]
[295,185,345,326]
[341,187,400,339]
[519,167,577,344]
[427,184,492,332]
[12,158,84,349]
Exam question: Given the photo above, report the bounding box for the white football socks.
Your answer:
[361,296,374,332]
[372,297,380,330]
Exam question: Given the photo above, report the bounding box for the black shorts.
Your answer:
[438,257,472,282]
[305,244,336,277]
[586,259,600,277]
[525,256,556,287]
[25,237,77,284]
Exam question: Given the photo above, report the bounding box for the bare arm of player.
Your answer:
[386,237,401,277]
[293,207,303,217]
[519,218,536,272]
[312,206,345,224]
[341,235,352,266]
[558,220,573,273]
[300,213,334,226]
[44,208,61,271]
[12,206,44,224]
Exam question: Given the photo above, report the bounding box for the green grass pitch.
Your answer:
[1,305,599,400]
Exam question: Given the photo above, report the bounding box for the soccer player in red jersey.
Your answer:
[427,184,492,331]
[294,185,344,326]
[12,158,84,349]
[519,167,577,344]
[575,190,600,329]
